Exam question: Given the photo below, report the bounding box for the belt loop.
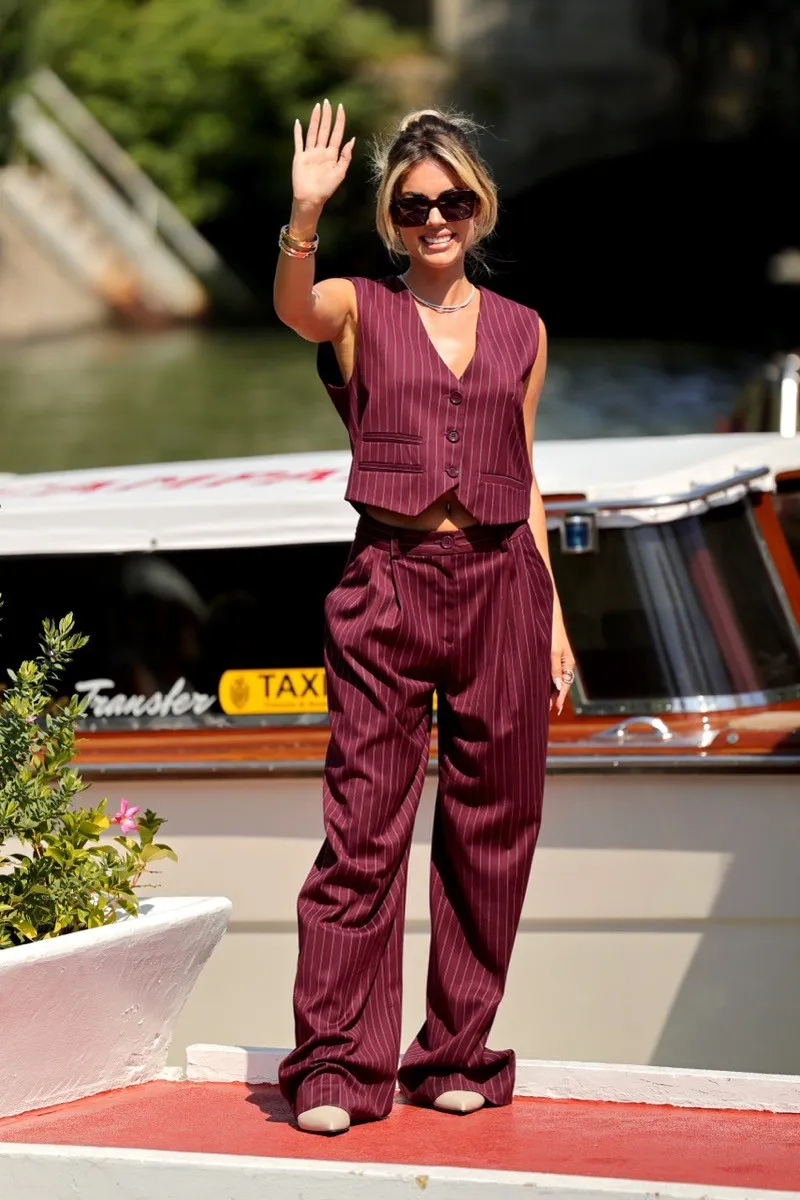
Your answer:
[388,535,403,610]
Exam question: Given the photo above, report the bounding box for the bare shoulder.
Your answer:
[288,277,357,344]
[312,276,358,326]
[312,277,357,307]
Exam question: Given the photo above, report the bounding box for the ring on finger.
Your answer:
[562,668,575,685]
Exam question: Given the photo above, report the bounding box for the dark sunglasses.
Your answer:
[389,188,478,228]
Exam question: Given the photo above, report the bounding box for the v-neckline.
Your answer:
[399,275,483,383]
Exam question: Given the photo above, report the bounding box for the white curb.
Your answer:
[186,1043,284,1083]
[185,1045,800,1113]
[0,1145,797,1200]
[513,1059,800,1113]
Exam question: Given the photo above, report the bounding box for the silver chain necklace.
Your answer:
[400,274,475,314]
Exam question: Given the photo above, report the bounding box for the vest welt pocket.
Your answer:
[480,470,526,487]
[360,431,423,444]
[357,460,424,473]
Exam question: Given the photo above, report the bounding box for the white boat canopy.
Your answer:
[0,433,797,557]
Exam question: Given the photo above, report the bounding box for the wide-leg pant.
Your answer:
[278,513,554,1122]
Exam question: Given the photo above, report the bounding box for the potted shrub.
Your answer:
[0,601,231,1118]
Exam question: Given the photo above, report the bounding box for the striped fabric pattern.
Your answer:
[278,515,553,1121]
[318,276,540,525]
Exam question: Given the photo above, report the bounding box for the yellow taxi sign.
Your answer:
[219,668,327,715]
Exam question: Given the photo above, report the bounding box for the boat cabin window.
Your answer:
[550,497,800,713]
[0,544,350,729]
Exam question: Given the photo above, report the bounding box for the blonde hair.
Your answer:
[369,108,498,265]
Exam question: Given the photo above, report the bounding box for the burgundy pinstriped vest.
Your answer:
[318,274,540,525]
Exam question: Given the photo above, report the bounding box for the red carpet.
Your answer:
[1,1082,799,1191]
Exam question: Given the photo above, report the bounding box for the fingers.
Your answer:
[302,99,348,154]
[293,117,303,157]
[549,677,568,715]
[305,101,321,151]
[329,102,346,154]
[317,97,333,149]
[338,135,356,168]
[550,648,575,716]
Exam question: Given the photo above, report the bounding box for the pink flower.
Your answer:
[110,797,141,836]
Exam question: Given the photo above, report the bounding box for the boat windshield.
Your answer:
[551,496,800,713]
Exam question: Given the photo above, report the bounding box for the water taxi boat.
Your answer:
[1,432,799,1078]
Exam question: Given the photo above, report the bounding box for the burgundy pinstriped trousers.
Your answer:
[278,513,553,1122]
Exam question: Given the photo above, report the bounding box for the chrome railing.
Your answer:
[543,465,770,515]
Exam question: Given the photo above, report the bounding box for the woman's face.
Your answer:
[394,158,477,269]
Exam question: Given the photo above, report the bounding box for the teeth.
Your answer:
[423,235,451,245]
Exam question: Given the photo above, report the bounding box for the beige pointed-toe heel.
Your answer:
[433,1090,486,1114]
[297,1105,351,1134]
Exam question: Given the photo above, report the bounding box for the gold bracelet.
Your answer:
[280,224,319,251]
[278,232,319,261]
[279,239,316,259]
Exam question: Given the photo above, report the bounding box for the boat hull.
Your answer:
[86,769,800,1076]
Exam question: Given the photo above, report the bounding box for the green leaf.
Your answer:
[2,606,174,945]
[11,919,37,940]
[139,844,171,863]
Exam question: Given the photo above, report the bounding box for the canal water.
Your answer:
[0,327,757,476]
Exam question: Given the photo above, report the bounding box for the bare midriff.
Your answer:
[365,492,479,532]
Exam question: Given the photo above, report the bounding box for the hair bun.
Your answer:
[397,109,448,133]
[396,108,480,145]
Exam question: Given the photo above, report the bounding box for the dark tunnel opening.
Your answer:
[490,138,800,349]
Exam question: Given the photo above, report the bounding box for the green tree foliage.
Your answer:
[0,0,42,160]
[0,600,176,950]
[32,0,419,263]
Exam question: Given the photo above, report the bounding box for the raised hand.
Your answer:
[292,99,355,212]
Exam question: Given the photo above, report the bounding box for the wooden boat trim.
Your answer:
[71,719,800,778]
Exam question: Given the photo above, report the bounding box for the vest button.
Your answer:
[440,535,454,549]
[447,429,460,443]
[446,465,459,478]
[449,391,462,405]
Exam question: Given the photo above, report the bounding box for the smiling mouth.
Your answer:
[421,232,455,246]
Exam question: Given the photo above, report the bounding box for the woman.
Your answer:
[274,100,574,1134]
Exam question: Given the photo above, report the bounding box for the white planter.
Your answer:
[0,896,231,1118]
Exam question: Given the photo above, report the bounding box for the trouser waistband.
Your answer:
[354,511,527,556]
